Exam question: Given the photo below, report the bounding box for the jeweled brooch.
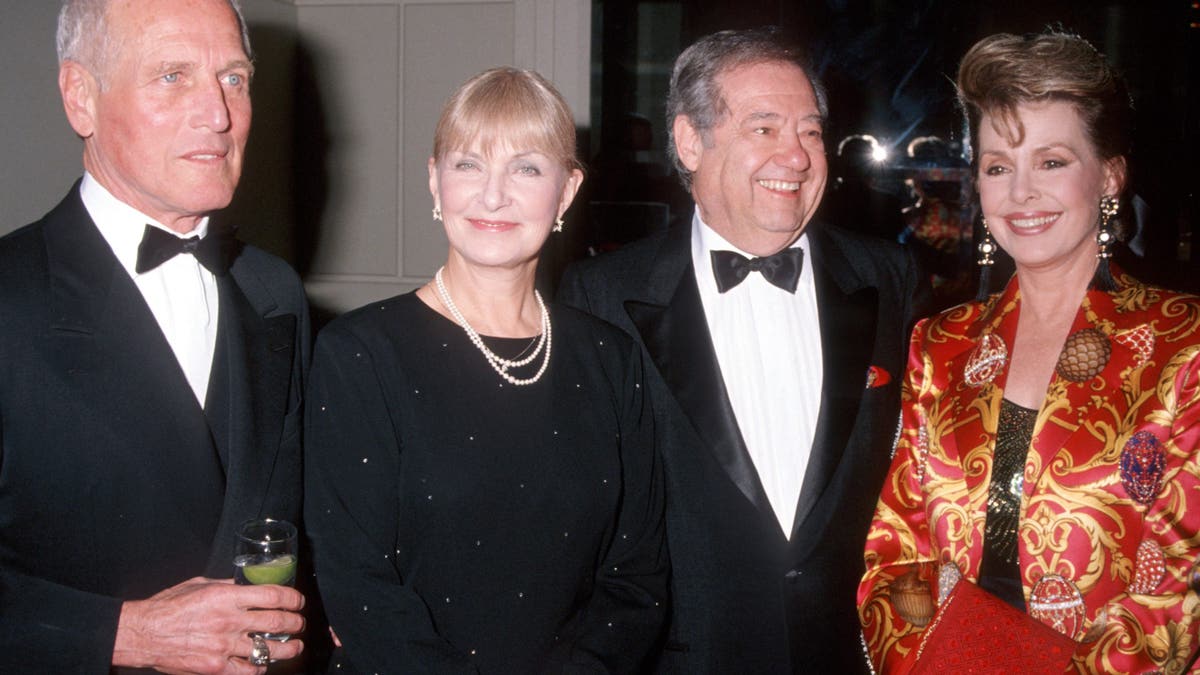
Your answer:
[963,333,1008,387]
[1029,574,1086,639]
[1120,431,1166,507]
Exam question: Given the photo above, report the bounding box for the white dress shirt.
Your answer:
[81,173,220,407]
[692,211,824,537]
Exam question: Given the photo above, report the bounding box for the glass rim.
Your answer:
[236,517,297,544]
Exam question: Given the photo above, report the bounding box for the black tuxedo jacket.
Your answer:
[0,185,310,673]
[559,221,927,673]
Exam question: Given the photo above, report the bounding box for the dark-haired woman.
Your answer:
[858,32,1200,673]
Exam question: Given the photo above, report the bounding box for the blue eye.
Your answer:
[517,165,542,176]
[162,72,180,84]
[226,73,244,87]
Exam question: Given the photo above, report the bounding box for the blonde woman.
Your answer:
[305,68,667,673]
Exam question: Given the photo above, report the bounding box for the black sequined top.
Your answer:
[978,398,1037,611]
[305,293,667,673]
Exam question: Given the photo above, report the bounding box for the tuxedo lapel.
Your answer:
[625,226,774,518]
[792,229,879,538]
[43,191,226,555]
[204,263,298,574]
[205,308,234,471]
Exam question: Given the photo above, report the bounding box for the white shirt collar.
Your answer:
[80,172,210,276]
[686,206,823,538]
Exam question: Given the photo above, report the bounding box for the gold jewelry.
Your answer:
[1093,195,1119,291]
[977,217,996,266]
[1096,195,1119,259]
[975,217,997,300]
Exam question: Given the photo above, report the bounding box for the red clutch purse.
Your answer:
[904,581,1077,674]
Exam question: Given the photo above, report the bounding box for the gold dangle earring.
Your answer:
[975,217,997,300]
[1093,195,1119,291]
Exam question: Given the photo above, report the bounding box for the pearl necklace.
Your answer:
[434,267,552,386]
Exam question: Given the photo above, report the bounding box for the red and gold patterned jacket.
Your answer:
[859,270,1200,673]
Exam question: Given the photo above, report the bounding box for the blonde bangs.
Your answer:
[433,68,579,171]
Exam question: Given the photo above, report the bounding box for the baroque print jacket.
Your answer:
[858,270,1200,673]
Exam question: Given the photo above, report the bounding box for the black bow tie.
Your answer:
[135,224,232,275]
[711,247,804,293]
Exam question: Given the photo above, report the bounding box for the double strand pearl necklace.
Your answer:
[434,267,552,386]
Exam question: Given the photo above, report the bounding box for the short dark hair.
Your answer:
[666,26,827,190]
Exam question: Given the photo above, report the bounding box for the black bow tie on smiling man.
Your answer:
[136,224,233,276]
[710,247,804,293]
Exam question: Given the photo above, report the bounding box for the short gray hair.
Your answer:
[57,0,252,85]
[666,26,828,190]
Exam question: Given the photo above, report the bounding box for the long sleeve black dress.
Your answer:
[305,292,667,674]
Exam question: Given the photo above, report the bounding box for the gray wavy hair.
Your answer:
[57,0,252,87]
[666,26,828,191]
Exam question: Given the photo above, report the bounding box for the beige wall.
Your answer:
[0,3,81,231]
[0,0,590,316]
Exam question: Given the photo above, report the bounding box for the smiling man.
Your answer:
[560,26,928,673]
[0,1,310,672]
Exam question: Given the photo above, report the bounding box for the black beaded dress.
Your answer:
[978,399,1037,610]
[305,292,667,674]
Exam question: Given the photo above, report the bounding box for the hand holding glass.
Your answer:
[235,518,298,641]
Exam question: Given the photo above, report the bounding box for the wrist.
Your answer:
[112,599,154,669]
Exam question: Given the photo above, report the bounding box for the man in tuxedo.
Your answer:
[0,0,309,671]
[559,27,927,673]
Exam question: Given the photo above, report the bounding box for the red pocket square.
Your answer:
[865,365,892,389]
